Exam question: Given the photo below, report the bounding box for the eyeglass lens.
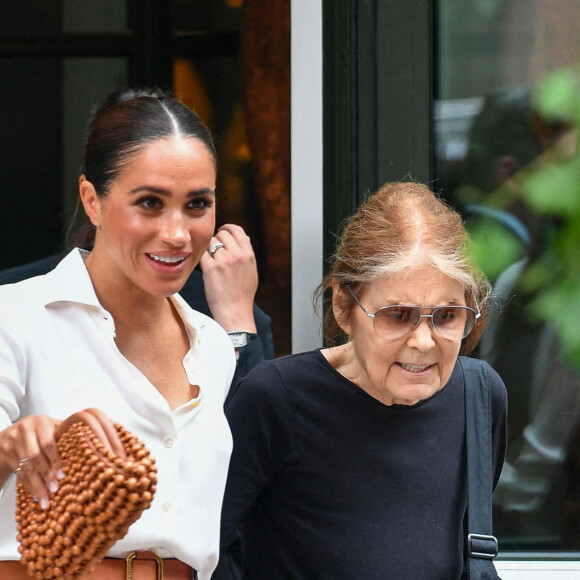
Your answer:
[373,306,475,340]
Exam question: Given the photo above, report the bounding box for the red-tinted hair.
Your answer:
[317,182,490,354]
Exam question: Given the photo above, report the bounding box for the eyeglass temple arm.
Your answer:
[346,285,375,318]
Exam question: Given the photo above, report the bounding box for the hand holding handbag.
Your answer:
[15,408,157,580]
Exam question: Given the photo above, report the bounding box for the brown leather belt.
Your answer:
[0,551,197,579]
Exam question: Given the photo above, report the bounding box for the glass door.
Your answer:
[434,0,580,553]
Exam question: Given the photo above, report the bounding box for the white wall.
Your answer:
[496,560,580,579]
[290,0,324,353]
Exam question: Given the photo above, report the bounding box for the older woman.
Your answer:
[0,88,237,579]
[216,182,507,579]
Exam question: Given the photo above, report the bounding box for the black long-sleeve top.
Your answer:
[216,351,507,580]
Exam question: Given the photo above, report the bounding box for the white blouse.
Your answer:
[0,249,236,580]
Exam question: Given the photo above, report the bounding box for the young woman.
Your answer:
[0,88,235,579]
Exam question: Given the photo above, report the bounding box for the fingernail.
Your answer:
[48,480,59,494]
[57,469,65,480]
[40,498,49,510]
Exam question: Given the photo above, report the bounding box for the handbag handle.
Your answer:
[55,408,127,458]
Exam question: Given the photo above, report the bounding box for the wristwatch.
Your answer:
[227,331,258,349]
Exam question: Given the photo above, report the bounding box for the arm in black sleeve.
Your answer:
[178,270,275,408]
[226,305,275,407]
[0,254,62,284]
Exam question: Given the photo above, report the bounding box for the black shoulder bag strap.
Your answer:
[460,357,500,580]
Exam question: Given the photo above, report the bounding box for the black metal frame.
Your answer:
[0,0,239,88]
[322,0,433,264]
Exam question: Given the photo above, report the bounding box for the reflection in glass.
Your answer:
[435,0,580,551]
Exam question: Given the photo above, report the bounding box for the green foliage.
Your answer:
[468,220,524,281]
[529,278,580,365]
[521,159,580,214]
[522,66,580,368]
[533,66,580,123]
[467,64,580,369]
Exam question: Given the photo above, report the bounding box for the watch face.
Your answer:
[229,332,248,348]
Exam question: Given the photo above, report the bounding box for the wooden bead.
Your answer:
[15,416,157,579]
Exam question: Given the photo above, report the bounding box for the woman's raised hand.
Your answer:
[199,224,259,334]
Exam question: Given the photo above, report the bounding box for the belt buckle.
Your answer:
[126,551,164,580]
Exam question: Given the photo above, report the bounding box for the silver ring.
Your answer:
[208,242,225,257]
[13,457,30,475]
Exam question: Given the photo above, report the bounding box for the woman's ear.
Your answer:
[79,177,101,227]
[332,284,351,337]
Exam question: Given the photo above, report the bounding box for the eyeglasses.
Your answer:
[347,285,480,341]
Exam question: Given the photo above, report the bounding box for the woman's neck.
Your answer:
[83,249,171,329]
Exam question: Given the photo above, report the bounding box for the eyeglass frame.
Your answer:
[345,284,481,340]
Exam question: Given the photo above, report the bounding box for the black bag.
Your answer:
[460,357,502,580]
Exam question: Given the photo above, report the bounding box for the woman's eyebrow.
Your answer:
[128,186,216,197]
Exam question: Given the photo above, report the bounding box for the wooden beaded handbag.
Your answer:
[15,408,158,580]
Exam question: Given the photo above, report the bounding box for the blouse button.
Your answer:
[163,437,174,448]
[162,501,171,512]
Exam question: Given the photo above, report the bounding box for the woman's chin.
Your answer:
[390,383,442,406]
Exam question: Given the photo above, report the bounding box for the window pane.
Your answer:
[171,0,241,32]
[435,0,580,551]
[62,57,128,213]
[0,57,63,269]
[63,0,126,32]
